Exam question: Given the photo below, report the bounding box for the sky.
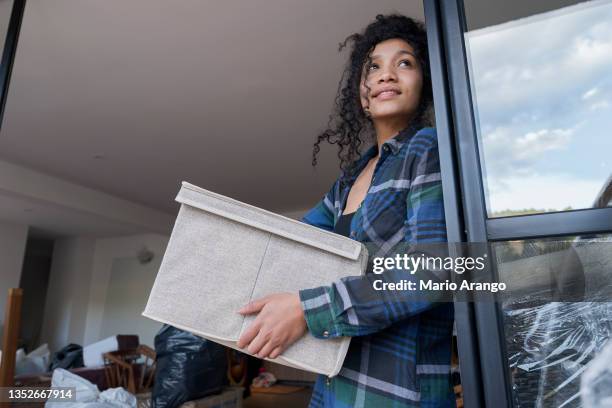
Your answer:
[465,0,612,216]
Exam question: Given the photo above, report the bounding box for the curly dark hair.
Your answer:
[311,14,432,178]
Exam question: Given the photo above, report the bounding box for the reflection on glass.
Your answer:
[0,1,15,53]
[493,235,612,407]
[465,0,612,217]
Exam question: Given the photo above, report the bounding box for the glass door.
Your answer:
[424,0,612,406]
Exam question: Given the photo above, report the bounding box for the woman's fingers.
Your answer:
[256,339,280,359]
[237,296,269,315]
[236,293,306,357]
[269,346,283,359]
[237,320,261,348]
[247,329,269,356]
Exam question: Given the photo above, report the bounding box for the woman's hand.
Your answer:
[236,293,307,359]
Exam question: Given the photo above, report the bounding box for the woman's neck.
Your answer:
[373,117,412,153]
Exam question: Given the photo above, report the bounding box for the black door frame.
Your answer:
[424,1,510,406]
[425,0,612,406]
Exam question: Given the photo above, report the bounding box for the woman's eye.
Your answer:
[399,59,412,67]
[367,63,379,71]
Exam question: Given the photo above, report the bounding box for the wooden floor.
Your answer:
[243,387,313,408]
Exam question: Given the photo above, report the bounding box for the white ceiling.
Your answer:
[0,0,424,230]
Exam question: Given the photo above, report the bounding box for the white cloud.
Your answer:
[589,100,610,110]
[568,35,612,70]
[582,87,599,100]
[467,1,612,124]
[513,128,573,160]
[481,126,573,170]
[486,174,604,214]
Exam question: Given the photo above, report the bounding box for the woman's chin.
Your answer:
[370,110,414,123]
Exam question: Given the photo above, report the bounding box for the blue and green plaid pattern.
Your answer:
[299,127,455,407]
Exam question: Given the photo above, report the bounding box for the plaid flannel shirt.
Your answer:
[299,127,455,407]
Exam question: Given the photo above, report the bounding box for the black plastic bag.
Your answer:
[49,343,84,371]
[152,325,227,408]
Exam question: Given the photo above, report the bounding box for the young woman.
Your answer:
[237,15,454,407]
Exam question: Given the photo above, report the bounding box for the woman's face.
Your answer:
[360,38,423,124]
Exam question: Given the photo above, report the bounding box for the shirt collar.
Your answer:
[340,125,419,185]
[382,124,418,155]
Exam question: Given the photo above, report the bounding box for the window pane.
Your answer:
[464,0,612,217]
[494,235,612,407]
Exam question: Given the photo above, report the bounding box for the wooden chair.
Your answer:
[103,345,156,394]
[0,288,23,388]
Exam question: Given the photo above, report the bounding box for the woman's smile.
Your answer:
[373,85,402,100]
[376,90,401,100]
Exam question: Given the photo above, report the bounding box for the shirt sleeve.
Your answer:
[300,177,339,232]
[299,134,447,338]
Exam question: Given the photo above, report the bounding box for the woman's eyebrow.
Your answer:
[395,50,416,58]
[369,50,416,60]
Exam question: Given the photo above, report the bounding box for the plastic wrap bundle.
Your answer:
[581,338,612,407]
[503,301,612,407]
[496,240,612,408]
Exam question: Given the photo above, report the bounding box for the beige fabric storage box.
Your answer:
[144,182,368,377]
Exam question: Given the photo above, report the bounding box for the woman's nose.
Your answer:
[377,67,397,82]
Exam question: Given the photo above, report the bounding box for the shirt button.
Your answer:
[322,330,330,338]
[383,145,390,152]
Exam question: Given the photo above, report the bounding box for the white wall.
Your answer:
[83,233,168,347]
[0,220,28,339]
[38,233,169,352]
[99,256,163,347]
[40,237,95,352]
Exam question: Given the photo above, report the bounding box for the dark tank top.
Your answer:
[333,212,355,238]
